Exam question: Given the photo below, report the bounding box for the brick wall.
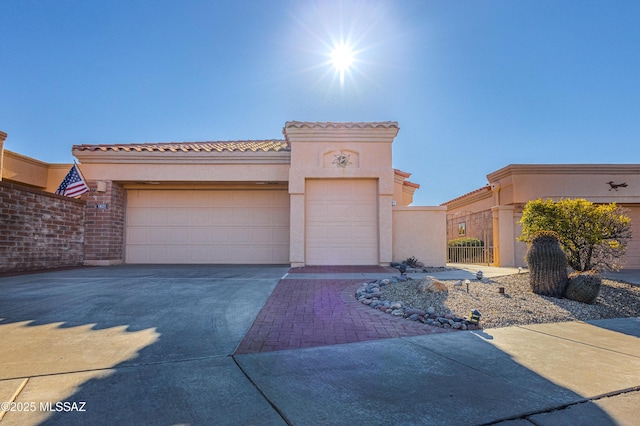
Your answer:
[447,209,494,247]
[0,181,86,273]
[82,180,126,265]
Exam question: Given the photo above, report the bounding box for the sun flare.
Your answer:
[330,42,355,86]
[331,43,354,72]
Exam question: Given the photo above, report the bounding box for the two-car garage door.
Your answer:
[125,189,290,264]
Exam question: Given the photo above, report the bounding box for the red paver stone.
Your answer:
[287,265,394,274]
[234,277,455,354]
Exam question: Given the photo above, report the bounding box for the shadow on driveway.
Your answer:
[1,265,633,425]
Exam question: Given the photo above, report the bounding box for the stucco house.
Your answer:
[443,164,640,269]
[0,122,447,272]
[4,124,638,273]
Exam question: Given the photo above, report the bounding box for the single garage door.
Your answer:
[305,179,378,265]
[126,189,290,264]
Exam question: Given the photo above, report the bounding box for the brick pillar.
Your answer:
[82,180,125,265]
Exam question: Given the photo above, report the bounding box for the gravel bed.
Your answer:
[380,273,640,329]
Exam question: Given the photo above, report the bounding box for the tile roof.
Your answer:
[285,121,399,129]
[440,185,491,206]
[73,140,289,153]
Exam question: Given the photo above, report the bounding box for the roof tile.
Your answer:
[73,140,290,153]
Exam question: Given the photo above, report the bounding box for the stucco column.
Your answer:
[492,205,516,267]
[289,193,305,267]
[378,195,393,265]
[0,131,6,181]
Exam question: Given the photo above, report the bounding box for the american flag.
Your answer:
[56,164,89,197]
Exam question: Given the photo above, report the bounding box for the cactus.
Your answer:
[565,270,602,304]
[525,231,568,297]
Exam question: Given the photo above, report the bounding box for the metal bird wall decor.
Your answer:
[606,181,628,191]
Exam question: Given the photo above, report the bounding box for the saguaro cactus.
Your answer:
[526,231,568,297]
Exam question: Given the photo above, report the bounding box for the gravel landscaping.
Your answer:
[359,273,640,329]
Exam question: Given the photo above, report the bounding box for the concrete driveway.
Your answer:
[0,265,290,425]
[1,265,639,425]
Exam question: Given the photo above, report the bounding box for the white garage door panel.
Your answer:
[126,189,290,264]
[305,179,378,265]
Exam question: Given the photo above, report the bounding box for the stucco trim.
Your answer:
[283,121,399,143]
[489,164,640,181]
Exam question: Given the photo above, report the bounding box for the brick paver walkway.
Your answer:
[234,268,455,354]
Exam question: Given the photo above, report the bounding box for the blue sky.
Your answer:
[1,1,639,205]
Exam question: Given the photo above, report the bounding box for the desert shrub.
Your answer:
[404,256,420,268]
[520,198,632,271]
[448,238,484,247]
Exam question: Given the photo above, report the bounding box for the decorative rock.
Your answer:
[417,276,448,293]
[405,308,426,317]
[354,276,475,331]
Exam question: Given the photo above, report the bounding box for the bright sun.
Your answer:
[331,43,354,72]
[330,43,355,86]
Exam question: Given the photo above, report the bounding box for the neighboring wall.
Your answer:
[392,206,447,267]
[0,181,85,273]
[1,150,71,193]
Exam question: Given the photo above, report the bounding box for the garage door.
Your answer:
[126,189,290,264]
[622,206,640,268]
[305,179,378,265]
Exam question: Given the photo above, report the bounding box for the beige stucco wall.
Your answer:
[73,151,291,183]
[2,150,49,188]
[285,122,399,266]
[489,165,640,205]
[1,150,71,192]
[392,206,447,266]
[447,164,640,268]
[3,122,451,267]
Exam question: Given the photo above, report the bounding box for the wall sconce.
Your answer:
[96,181,107,192]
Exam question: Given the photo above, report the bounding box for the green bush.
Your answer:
[448,238,484,247]
[519,198,632,271]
